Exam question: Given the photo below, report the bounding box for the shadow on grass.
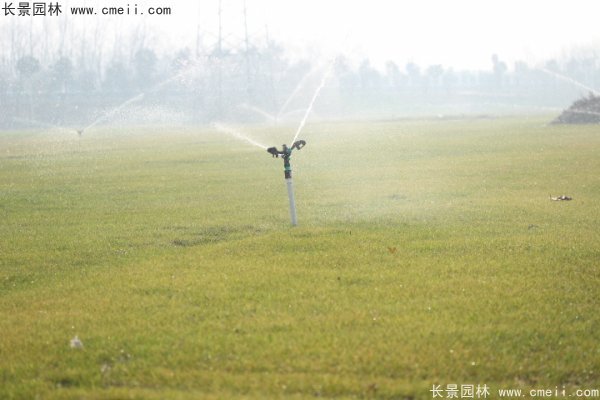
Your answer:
[171,225,264,248]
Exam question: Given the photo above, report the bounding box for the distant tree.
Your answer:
[358,59,381,90]
[491,54,507,88]
[426,64,444,90]
[15,56,41,121]
[0,70,7,124]
[254,40,288,111]
[545,59,559,72]
[514,60,529,74]
[334,55,358,100]
[565,57,597,90]
[49,56,73,92]
[46,57,74,122]
[458,70,478,88]
[385,61,405,90]
[104,61,132,94]
[513,60,530,89]
[16,55,40,78]
[405,62,421,88]
[133,48,157,89]
[74,68,97,93]
[442,68,458,94]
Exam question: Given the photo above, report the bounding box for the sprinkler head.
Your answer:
[76,129,84,136]
[291,140,306,151]
[266,140,306,158]
[267,141,306,225]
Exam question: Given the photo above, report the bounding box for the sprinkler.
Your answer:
[267,140,306,226]
[76,129,84,137]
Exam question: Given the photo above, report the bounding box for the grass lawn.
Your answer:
[1,117,599,399]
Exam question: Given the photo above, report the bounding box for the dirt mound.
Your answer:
[552,93,600,124]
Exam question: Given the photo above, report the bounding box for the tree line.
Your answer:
[1,23,598,129]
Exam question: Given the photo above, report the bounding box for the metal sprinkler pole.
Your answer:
[286,177,297,225]
[267,141,306,226]
[282,146,298,225]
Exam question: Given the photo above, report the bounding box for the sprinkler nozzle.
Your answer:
[76,129,84,136]
[266,140,306,158]
[291,140,306,151]
[267,140,306,180]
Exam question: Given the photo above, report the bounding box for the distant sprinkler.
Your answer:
[76,129,84,137]
[267,140,306,226]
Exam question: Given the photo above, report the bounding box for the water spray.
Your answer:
[267,140,306,226]
[539,68,599,96]
[213,123,268,150]
[265,57,334,226]
[290,59,335,144]
[78,55,201,135]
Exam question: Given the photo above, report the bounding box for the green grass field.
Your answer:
[1,117,599,399]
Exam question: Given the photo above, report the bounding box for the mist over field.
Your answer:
[1,0,600,130]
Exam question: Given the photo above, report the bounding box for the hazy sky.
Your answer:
[221,0,600,68]
[163,0,600,69]
[4,0,600,70]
